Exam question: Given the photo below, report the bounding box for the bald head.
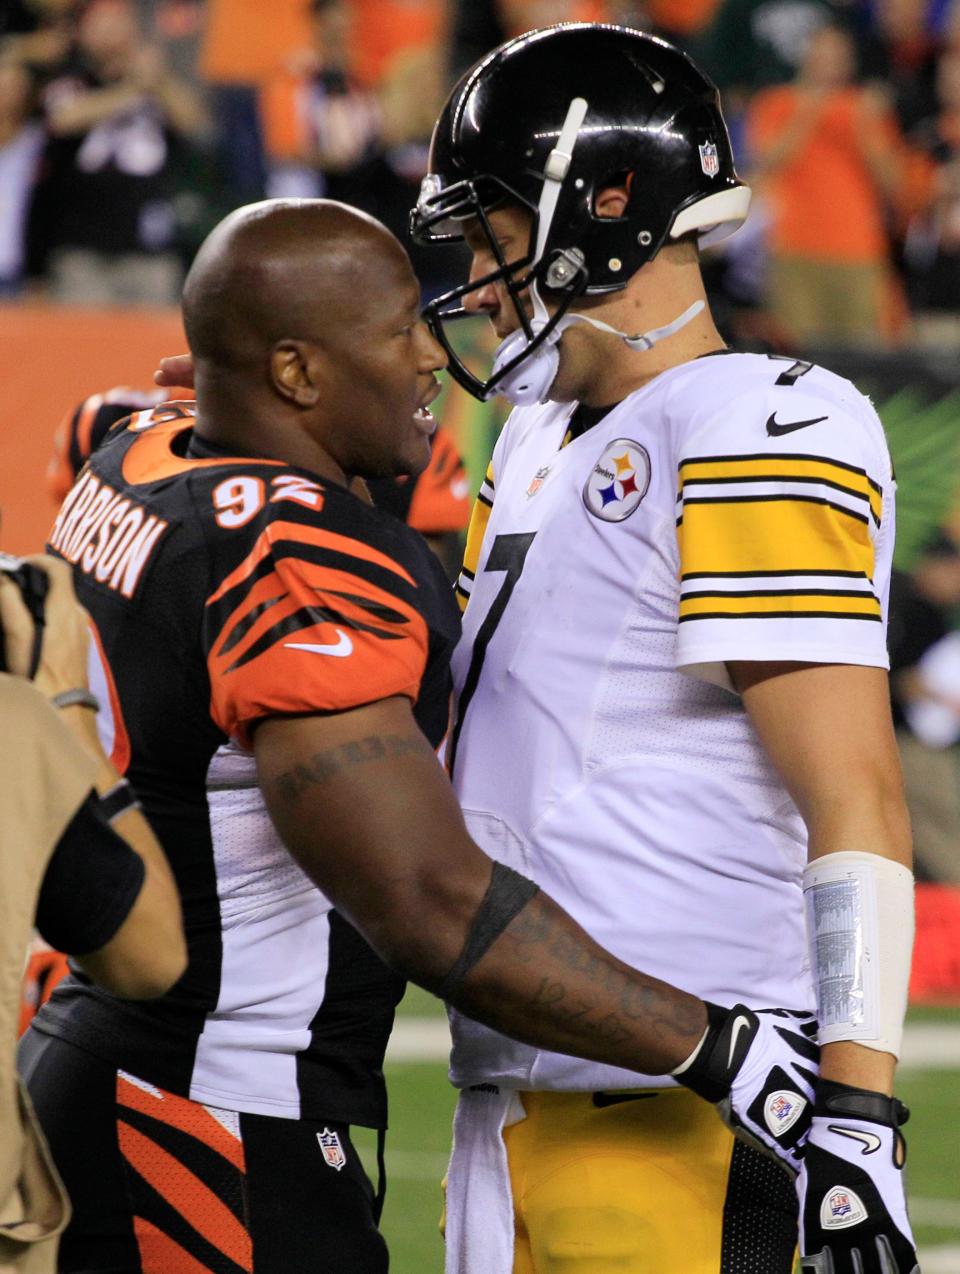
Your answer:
[182,199,412,369]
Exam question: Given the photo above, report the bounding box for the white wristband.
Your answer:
[803,851,914,1059]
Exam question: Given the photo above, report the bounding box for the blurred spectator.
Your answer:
[0,0,76,80]
[904,47,960,318]
[449,0,506,74]
[449,0,607,78]
[263,0,454,293]
[149,0,205,85]
[889,532,960,884]
[697,0,837,103]
[745,22,917,346]
[635,0,723,45]
[265,0,382,203]
[866,0,943,132]
[199,0,312,204]
[0,60,44,296]
[373,24,452,294]
[28,0,206,305]
[347,0,444,90]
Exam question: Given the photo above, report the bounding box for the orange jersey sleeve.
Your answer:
[204,513,431,749]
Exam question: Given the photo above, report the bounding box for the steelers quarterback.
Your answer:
[412,24,918,1274]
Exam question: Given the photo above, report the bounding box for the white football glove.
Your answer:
[798,1080,919,1274]
[676,1003,819,1174]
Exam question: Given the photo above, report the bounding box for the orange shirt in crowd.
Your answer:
[646,0,720,35]
[200,0,313,84]
[747,86,901,262]
[498,0,606,36]
[349,0,445,88]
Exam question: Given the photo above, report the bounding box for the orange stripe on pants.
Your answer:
[118,1121,253,1272]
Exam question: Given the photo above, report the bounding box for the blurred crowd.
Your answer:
[0,0,958,342]
[2,0,960,889]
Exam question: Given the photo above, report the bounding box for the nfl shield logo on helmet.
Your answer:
[699,142,720,178]
[317,1127,347,1171]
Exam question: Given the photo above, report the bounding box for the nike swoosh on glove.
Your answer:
[676,1003,819,1174]
[799,1080,919,1274]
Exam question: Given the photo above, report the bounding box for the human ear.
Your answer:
[270,340,322,407]
[594,184,630,219]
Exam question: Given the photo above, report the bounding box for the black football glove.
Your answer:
[798,1080,919,1273]
[677,1002,819,1174]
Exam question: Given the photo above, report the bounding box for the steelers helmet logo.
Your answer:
[583,439,651,522]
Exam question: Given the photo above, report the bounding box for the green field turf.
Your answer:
[353,992,960,1273]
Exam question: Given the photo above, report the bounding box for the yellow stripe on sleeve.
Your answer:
[679,592,881,621]
[677,491,875,580]
[679,456,882,524]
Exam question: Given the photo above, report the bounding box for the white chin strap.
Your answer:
[487,299,706,406]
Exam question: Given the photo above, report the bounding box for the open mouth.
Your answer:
[418,380,442,411]
[413,405,438,436]
[413,381,441,436]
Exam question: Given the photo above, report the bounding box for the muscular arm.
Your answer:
[72,794,187,999]
[729,660,912,1095]
[254,696,706,1075]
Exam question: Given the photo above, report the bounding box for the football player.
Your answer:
[411,24,918,1274]
[20,199,823,1272]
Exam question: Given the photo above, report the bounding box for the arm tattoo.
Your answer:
[272,732,426,803]
[504,895,704,1049]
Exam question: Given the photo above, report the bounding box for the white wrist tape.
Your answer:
[803,851,914,1058]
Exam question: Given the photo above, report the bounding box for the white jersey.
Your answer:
[450,352,894,1092]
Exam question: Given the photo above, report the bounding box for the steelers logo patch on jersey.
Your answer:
[583,439,651,522]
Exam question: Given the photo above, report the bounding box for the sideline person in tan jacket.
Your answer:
[0,556,185,1273]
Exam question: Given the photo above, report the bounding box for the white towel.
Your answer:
[443,1085,527,1274]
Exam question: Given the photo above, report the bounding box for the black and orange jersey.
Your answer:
[49,387,472,536]
[36,402,460,1127]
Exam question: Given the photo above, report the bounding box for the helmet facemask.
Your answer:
[412,99,593,403]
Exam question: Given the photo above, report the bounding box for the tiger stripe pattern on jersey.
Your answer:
[205,516,430,746]
[676,452,882,623]
[457,461,495,611]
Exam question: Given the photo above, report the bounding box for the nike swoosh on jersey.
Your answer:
[727,1014,754,1068]
[766,412,829,436]
[591,1091,659,1109]
[284,630,354,658]
[827,1124,883,1154]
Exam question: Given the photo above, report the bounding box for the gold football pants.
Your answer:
[503,1088,798,1273]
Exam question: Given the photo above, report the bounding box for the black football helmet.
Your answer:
[411,23,750,401]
